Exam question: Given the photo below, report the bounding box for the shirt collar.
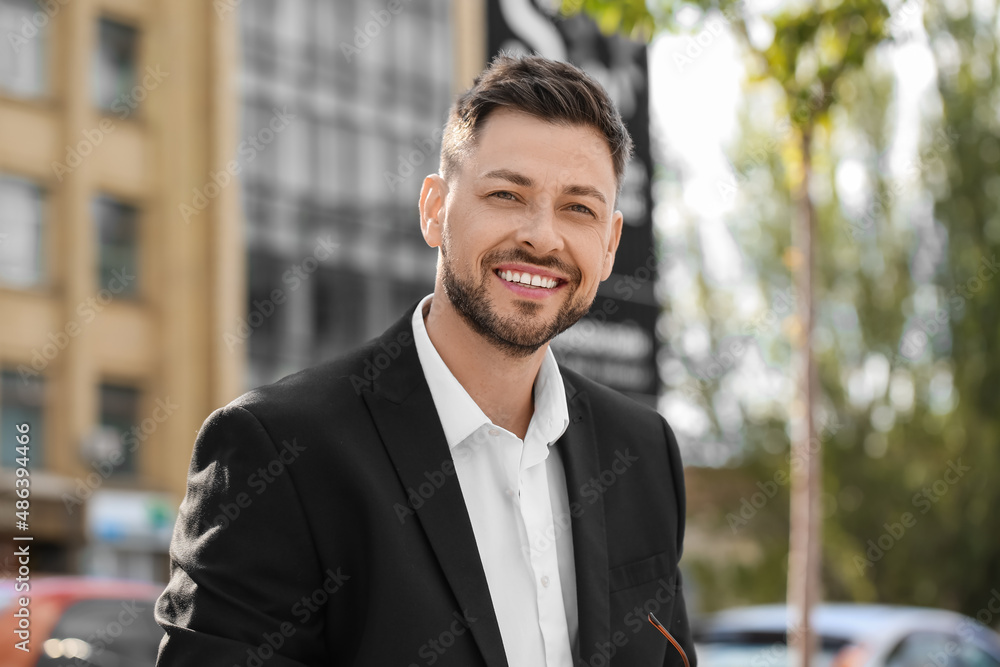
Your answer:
[411,294,570,451]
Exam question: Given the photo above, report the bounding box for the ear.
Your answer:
[601,209,624,281]
[419,174,448,248]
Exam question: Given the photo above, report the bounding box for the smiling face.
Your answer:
[419,109,623,358]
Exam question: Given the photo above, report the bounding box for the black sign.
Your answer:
[486,0,659,402]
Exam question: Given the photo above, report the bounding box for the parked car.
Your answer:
[694,604,1000,667]
[0,576,164,667]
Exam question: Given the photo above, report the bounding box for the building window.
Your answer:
[93,194,138,296]
[98,384,140,476]
[0,0,47,98]
[1,370,44,468]
[313,266,366,360]
[246,249,287,352]
[94,18,138,112]
[0,173,45,287]
[317,120,358,202]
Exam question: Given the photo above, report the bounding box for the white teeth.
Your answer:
[497,270,559,289]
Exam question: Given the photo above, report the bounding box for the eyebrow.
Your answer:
[563,183,608,206]
[481,168,608,206]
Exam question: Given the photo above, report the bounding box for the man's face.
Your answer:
[421,109,623,357]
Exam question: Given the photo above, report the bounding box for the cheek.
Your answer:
[448,204,507,247]
[574,228,612,279]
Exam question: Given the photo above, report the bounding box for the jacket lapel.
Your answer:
[556,373,611,663]
[360,308,509,667]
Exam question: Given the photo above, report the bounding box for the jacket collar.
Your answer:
[361,303,610,666]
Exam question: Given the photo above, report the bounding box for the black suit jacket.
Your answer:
[156,305,696,666]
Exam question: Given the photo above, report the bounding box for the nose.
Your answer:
[514,203,564,256]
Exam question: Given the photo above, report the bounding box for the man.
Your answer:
[156,54,695,667]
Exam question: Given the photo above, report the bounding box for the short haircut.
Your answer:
[440,53,634,198]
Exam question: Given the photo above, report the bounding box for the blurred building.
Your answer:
[239,0,485,387]
[0,0,242,580]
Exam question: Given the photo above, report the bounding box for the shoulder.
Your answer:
[558,363,665,429]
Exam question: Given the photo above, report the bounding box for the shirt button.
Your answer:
[541,575,550,588]
[488,428,500,437]
[505,488,514,497]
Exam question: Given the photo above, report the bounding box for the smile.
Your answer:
[494,269,561,289]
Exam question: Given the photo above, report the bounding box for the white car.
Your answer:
[694,603,1000,667]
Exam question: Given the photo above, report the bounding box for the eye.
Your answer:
[489,190,518,201]
[567,203,595,217]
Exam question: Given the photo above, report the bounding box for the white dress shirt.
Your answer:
[411,294,578,667]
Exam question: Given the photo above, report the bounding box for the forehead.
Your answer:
[470,109,616,189]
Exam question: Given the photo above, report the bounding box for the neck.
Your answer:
[423,289,547,439]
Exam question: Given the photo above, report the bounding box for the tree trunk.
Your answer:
[788,126,820,667]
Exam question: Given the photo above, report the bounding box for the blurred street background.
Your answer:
[0,0,999,663]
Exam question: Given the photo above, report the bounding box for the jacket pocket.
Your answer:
[608,550,674,593]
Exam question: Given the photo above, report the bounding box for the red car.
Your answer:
[0,576,164,667]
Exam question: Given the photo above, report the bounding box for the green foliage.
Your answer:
[908,0,1000,615]
[560,0,658,40]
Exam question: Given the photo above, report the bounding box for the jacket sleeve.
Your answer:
[155,404,330,666]
[661,416,697,667]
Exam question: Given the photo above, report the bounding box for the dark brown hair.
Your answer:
[440,53,634,196]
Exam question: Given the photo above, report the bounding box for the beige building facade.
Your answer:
[0,0,243,580]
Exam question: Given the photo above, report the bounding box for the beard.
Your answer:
[440,244,593,358]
